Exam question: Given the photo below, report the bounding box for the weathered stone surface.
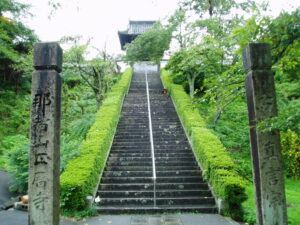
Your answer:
[29,42,62,225]
[243,43,287,225]
[243,43,272,73]
[33,42,63,72]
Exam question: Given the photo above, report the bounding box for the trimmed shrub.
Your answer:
[168,83,206,135]
[161,69,246,220]
[191,128,236,178]
[281,130,300,178]
[60,68,132,211]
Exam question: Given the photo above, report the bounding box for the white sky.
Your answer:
[18,0,300,57]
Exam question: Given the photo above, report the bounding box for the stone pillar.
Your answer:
[243,43,287,225]
[29,42,62,225]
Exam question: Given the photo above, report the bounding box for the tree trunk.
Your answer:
[95,91,102,109]
[187,75,196,98]
[157,62,161,73]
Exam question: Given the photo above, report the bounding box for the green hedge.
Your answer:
[60,68,132,211]
[161,69,246,220]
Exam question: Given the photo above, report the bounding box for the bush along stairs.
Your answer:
[96,64,217,213]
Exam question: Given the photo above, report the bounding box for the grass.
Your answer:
[243,178,300,225]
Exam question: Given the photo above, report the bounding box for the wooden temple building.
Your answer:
[118,21,156,50]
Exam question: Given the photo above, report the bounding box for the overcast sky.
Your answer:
[19,0,299,57]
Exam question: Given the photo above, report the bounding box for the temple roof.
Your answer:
[118,20,156,50]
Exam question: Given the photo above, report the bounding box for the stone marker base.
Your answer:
[14,202,28,211]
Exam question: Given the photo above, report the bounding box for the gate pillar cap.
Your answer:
[34,42,63,72]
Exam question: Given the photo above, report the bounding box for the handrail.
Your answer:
[145,71,157,207]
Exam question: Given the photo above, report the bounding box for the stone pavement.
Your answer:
[0,171,17,207]
[1,153,239,225]
[0,211,241,225]
[0,171,241,225]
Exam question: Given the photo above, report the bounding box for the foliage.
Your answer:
[0,0,37,89]
[167,2,300,183]
[161,70,246,220]
[202,100,252,181]
[233,8,300,134]
[167,8,198,49]
[2,135,29,193]
[181,0,256,17]
[0,78,99,192]
[0,90,30,169]
[59,69,100,173]
[60,113,96,171]
[165,46,209,98]
[281,130,300,179]
[124,22,172,65]
[62,37,119,109]
[60,68,132,211]
[243,179,300,225]
[61,206,98,221]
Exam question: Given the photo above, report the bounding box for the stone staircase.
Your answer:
[96,64,217,214]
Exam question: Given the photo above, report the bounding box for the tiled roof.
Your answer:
[118,20,156,50]
[128,21,156,34]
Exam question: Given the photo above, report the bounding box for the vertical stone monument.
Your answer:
[243,43,287,225]
[29,42,62,225]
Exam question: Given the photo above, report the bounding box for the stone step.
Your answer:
[99,183,209,191]
[120,114,148,117]
[111,145,152,149]
[105,166,152,171]
[105,161,198,168]
[117,123,148,126]
[109,149,191,154]
[108,153,194,158]
[114,131,150,135]
[114,130,186,136]
[116,124,148,128]
[98,190,154,198]
[155,153,194,157]
[153,145,190,150]
[156,170,201,177]
[96,205,217,214]
[105,165,199,171]
[98,189,212,198]
[110,145,151,150]
[112,138,150,143]
[101,176,203,184]
[96,69,216,214]
[155,157,195,162]
[109,153,151,158]
[153,141,190,145]
[155,161,198,166]
[118,118,148,121]
[106,161,152,166]
[106,157,195,164]
[107,156,152,160]
[155,166,199,171]
[108,150,151,154]
[97,196,215,206]
[152,136,187,140]
[112,143,190,149]
[103,171,153,177]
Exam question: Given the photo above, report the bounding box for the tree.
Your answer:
[167,8,191,49]
[63,38,118,109]
[165,0,259,122]
[124,22,172,70]
[181,0,255,17]
[166,47,206,98]
[0,0,37,91]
